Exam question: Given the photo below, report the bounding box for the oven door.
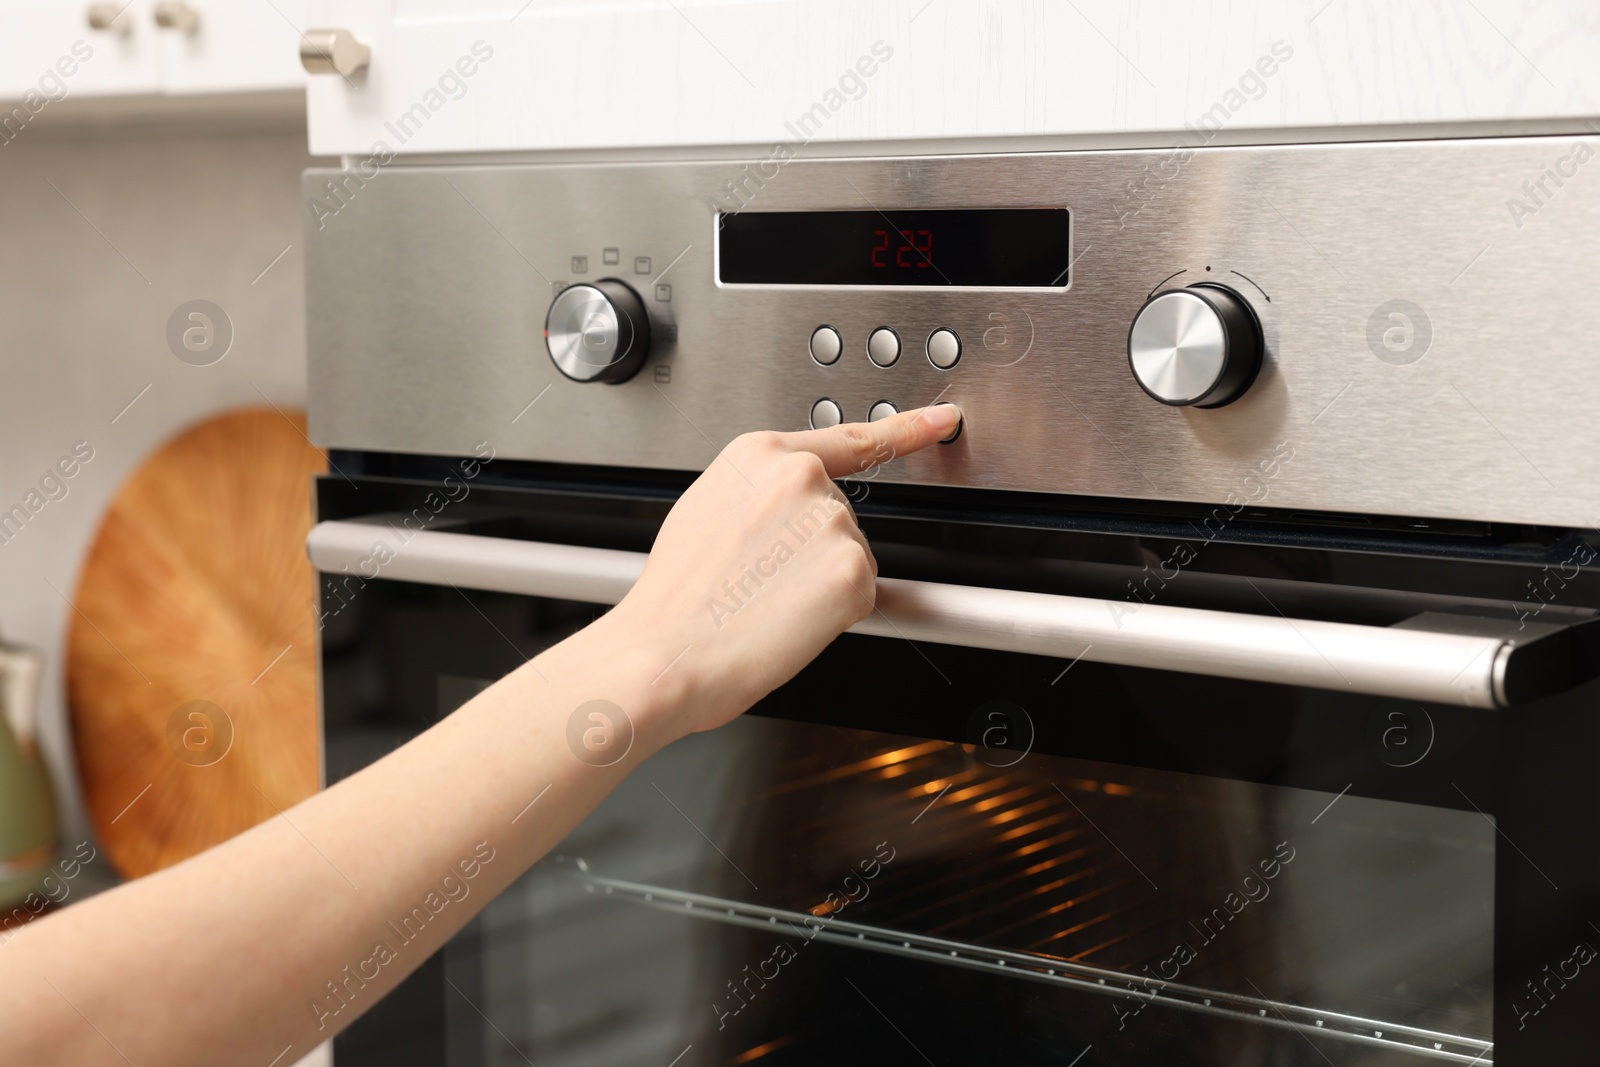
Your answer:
[311,458,1600,1067]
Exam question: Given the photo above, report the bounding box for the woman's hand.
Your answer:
[607,404,961,739]
[0,404,959,1067]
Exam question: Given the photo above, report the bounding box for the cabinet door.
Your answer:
[0,0,162,100]
[302,0,1600,157]
[156,0,307,95]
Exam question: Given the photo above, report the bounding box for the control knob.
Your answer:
[1127,283,1263,407]
[546,279,651,384]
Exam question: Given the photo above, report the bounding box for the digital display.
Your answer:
[717,208,1072,287]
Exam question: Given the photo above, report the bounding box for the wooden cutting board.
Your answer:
[68,408,325,878]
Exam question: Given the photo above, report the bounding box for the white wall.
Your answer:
[0,116,327,864]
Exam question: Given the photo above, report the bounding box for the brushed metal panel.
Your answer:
[304,136,1600,527]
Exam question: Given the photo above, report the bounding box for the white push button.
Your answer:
[868,400,898,422]
[809,397,843,429]
[867,327,901,367]
[809,325,841,366]
[926,328,961,369]
[936,403,963,443]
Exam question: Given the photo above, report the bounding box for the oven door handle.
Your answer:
[307,522,1587,709]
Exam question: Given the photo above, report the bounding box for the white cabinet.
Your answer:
[0,1,162,99]
[158,0,310,95]
[301,0,1600,157]
[0,0,305,103]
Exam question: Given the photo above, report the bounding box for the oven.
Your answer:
[302,135,1600,1065]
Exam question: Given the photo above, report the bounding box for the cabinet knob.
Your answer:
[300,28,371,77]
[87,3,133,36]
[154,1,200,34]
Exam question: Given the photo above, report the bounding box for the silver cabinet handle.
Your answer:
[300,28,370,76]
[87,3,133,36]
[306,522,1593,709]
[153,1,200,34]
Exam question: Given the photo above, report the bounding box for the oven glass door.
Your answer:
[317,462,1600,1066]
[324,580,1521,1067]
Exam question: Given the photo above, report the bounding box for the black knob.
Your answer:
[1127,283,1263,407]
[545,279,651,384]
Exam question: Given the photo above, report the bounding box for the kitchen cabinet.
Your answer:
[301,0,1600,157]
[157,0,309,95]
[0,1,162,99]
[0,0,305,104]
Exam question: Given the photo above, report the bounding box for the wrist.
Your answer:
[535,602,704,761]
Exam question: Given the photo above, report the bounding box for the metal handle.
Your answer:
[307,522,1548,709]
[87,3,133,36]
[153,1,200,34]
[300,28,370,76]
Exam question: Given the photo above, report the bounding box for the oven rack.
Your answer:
[581,874,1493,1065]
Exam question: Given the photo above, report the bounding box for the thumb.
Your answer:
[781,404,961,479]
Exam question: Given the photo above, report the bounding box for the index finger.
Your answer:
[782,404,961,479]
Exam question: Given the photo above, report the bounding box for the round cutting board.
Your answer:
[68,408,324,878]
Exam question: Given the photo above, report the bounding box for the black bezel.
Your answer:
[1126,283,1265,408]
[543,278,650,385]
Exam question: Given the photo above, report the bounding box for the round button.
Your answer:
[867,400,898,422]
[936,403,963,443]
[1128,283,1262,407]
[926,328,961,369]
[867,327,901,367]
[809,325,841,366]
[809,397,843,429]
[546,279,651,384]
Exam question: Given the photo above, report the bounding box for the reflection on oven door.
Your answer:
[455,714,1493,1067]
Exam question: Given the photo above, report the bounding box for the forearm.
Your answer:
[0,607,692,1066]
[0,407,956,1066]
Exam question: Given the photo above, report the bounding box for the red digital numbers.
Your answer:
[873,228,933,269]
[872,229,890,268]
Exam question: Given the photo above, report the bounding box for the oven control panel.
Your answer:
[548,277,1265,418]
[305,137,1600,528]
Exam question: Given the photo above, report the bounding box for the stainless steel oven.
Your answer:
[303,135,1600,1065]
